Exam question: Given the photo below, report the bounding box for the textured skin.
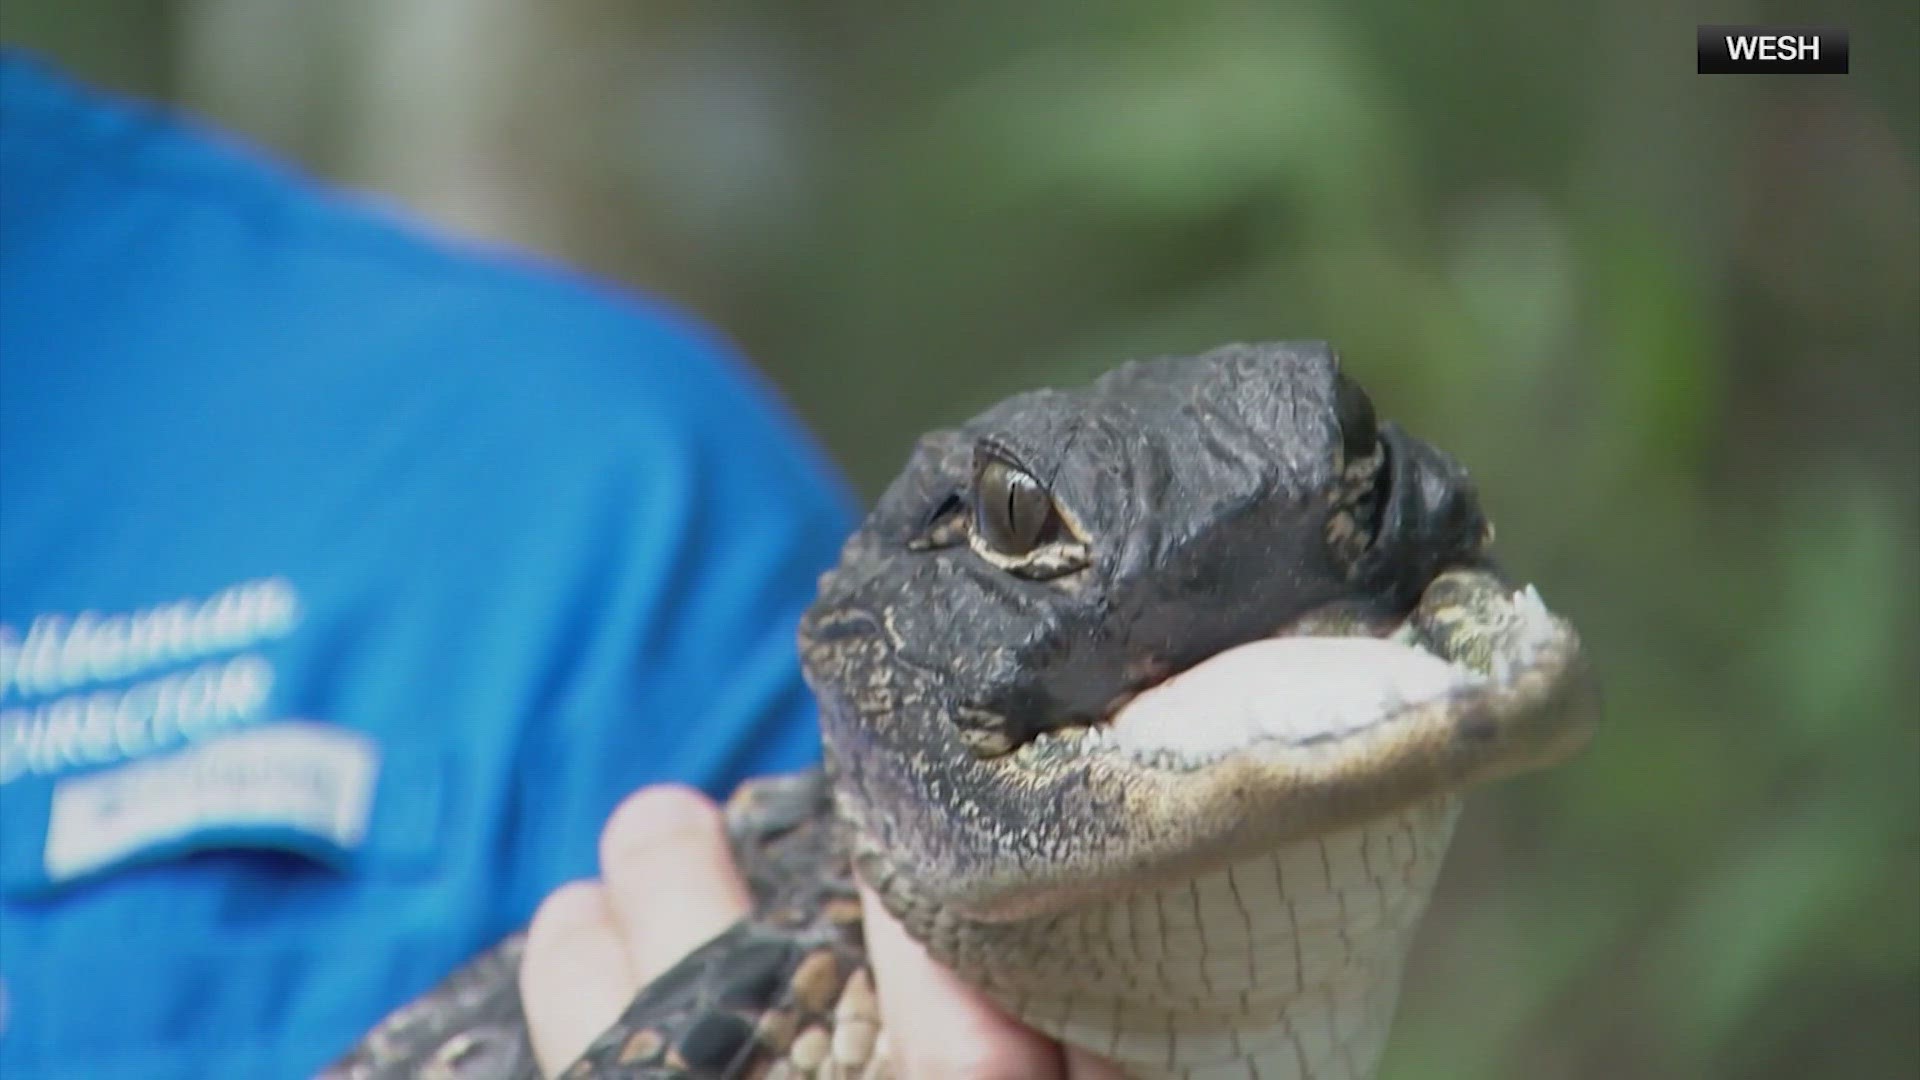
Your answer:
[326,342,1597,1079]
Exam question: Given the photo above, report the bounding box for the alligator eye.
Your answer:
[975,457,1062,557]
[1334,373,1377,460]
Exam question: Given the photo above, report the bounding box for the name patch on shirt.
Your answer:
[0,577,301,784]
[41,720,379,884]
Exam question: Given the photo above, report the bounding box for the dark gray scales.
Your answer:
[325,771,866,1080]
[323,342,1597,1080]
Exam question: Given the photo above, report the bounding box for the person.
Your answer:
[0,51,854,1078]
[0,52,1130,1080]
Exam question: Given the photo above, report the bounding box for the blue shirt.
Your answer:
[0,54,853,1079]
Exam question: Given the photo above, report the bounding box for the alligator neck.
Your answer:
[903,799,1460,1079]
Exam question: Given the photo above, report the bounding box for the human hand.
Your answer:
[518,783,1122,1079]
[519,785,749,1076]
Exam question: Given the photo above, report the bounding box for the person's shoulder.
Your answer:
[1,51,840,489]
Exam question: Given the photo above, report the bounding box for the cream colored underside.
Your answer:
[767,799,1461,1079]
[971,799,1461,1079]
[760,798,1456,1080]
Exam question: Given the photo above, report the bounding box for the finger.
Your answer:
[520,880,638,1078]
[598,784,752,984]
[859,882,1071,1080]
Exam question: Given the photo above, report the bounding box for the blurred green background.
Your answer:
[5,3,1914,1077]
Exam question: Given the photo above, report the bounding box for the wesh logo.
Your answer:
[1698,26,1849,74]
